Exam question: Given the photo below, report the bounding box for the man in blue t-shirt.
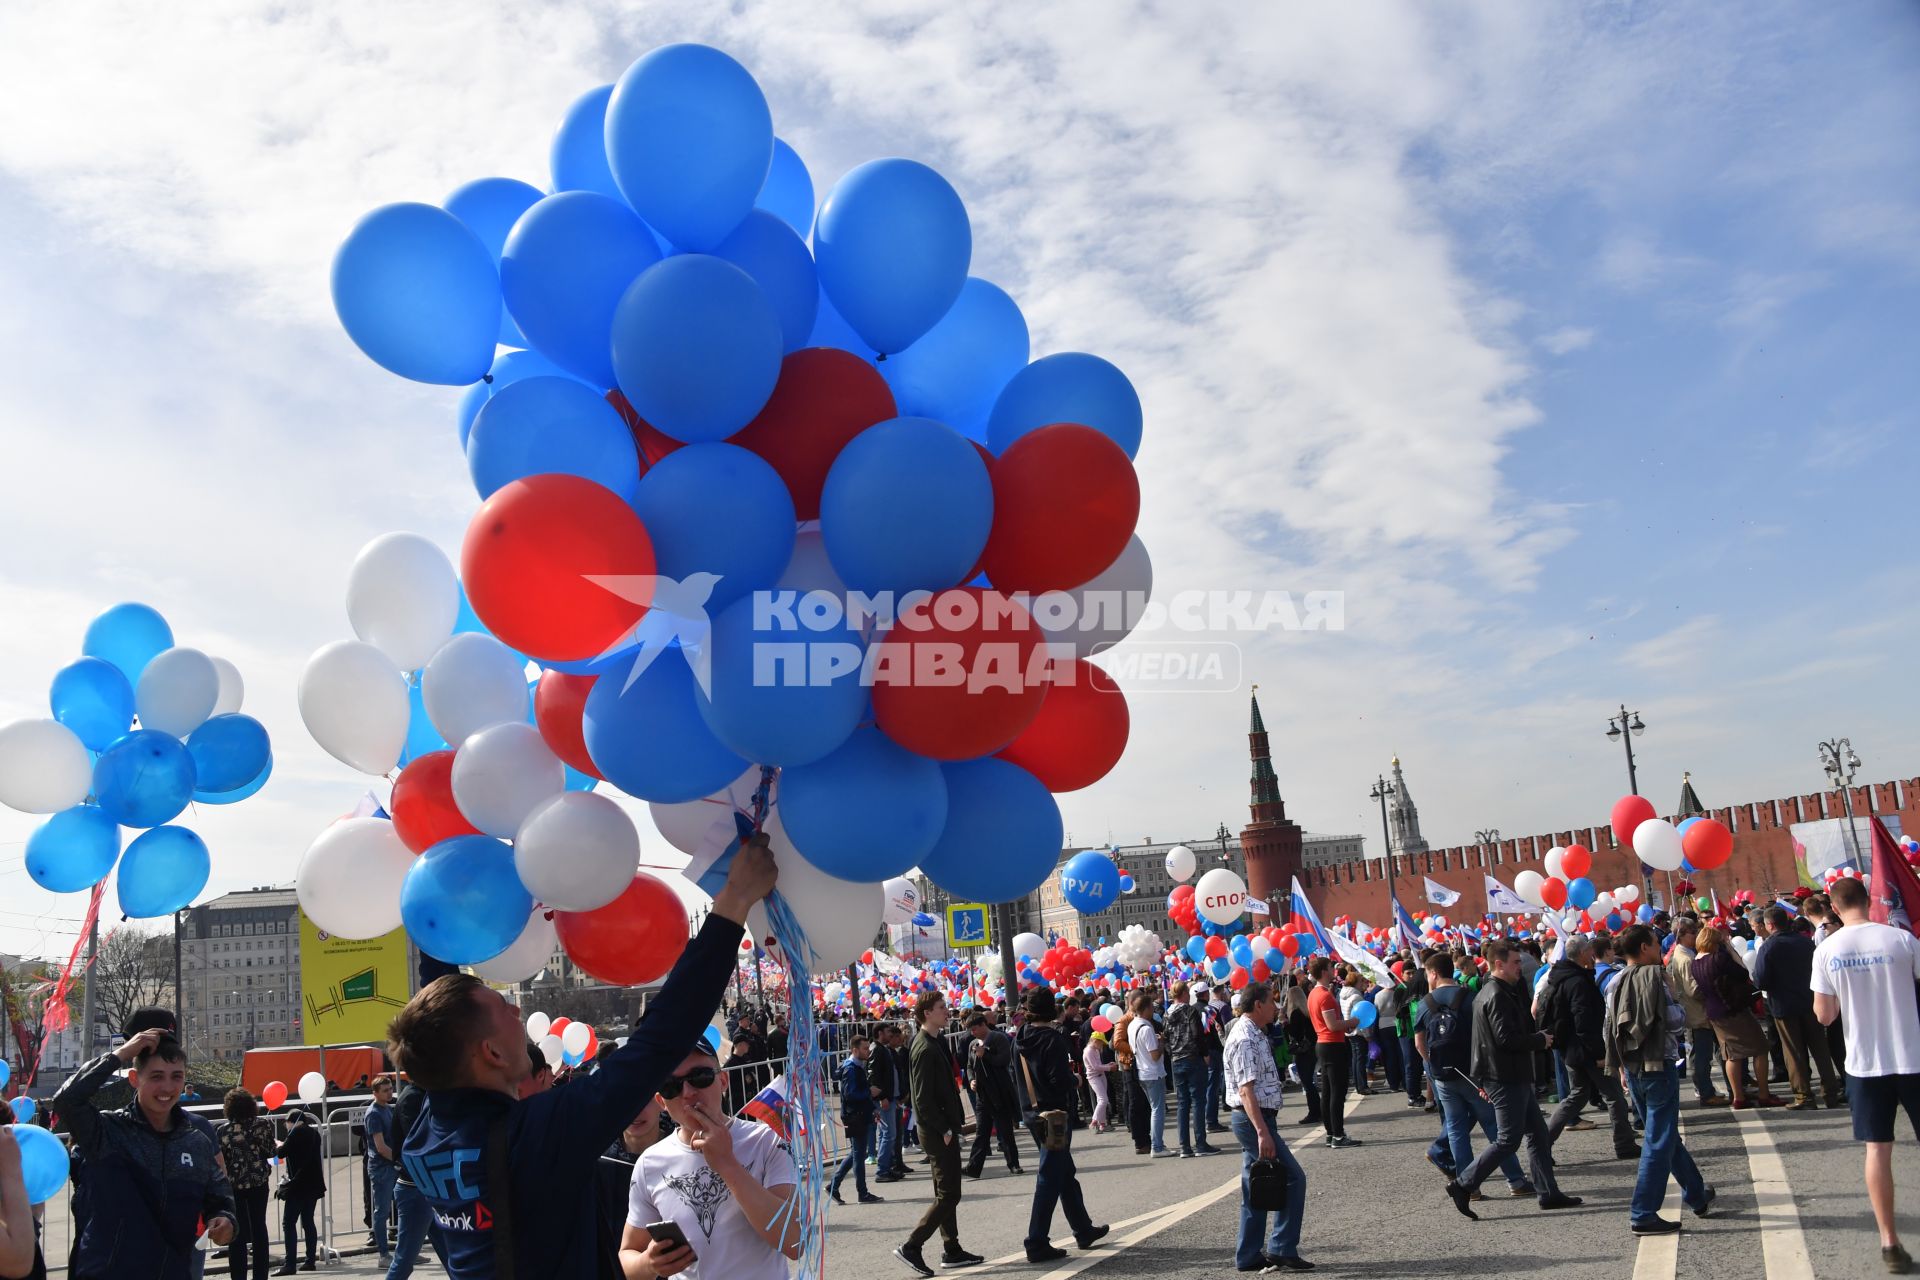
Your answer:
[365,1076,398,1263]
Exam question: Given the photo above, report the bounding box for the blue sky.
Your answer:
[0,1,1916,958]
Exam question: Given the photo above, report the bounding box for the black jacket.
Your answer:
[1163,1002,1207,1062]
[1015,1022,1078,1119]
[275,1122,325,1198]
[909,1029,966,1141]
[1753,931,1816,1018]
[1471,975,1548,1084]
[965,1029,1018,1111]
[1539,959,1606,1062]
[868,1042,899,1099]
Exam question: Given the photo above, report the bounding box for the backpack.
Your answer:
[1423,985,1472,1074]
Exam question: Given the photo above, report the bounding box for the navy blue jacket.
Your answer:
[1753,930,1817,1018]
[401,914,743,1280]
[840,1055,872,1124]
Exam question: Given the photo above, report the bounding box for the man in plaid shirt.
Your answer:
[1224,983,1313,1273]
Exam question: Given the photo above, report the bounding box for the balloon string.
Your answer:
[764,886,834,1276]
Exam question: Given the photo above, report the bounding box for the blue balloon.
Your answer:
[696,595,865,767]
[331,203,500,385]
[819,417,993,597]
[806,286,874,358]
[450,585,528,667]
[605,43,773,251]
[1635,904,1655,923]
[445,176,547,346]
[185,714,271,794]
[918,759,1062,904]
[467,376,642,503]
[194,754,272,805]
[1059,850,1121,914]
[50,657,134,750]
[1566,877,1597,910]
[815,159,971,355]
[881,278,1029,444]
[83,602,173,685]
[8,1095,31,1123]
[93,731,196,828]
[779,726,946,880]
[501,191,663,389]
[1352,1000,1379,1030]
[117,825,210,918]
[457,348,585,449]
[756,137,814,235]
[582,647,748,803]
[630,442,795,612]
[14,1124,69,1204]
[714,210,819,352]
[399,679,448,768]
[25,804,121,892]
[701,1025,724,1053]
[611,255,783,443]
[0,1060,8,1089]
[550,83,623,201]
[400,835,531,965]
[987,352,1143,459]
[564,764,598,793]
[1211,957,1232,980]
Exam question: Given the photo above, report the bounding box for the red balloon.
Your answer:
[582,1028,599,1058]
[548,1018,572,1040]
[982,424,1140,595]
[555,873,688,986]
[994,658,1129,792]
[1682,818,1733,871]
[1251,959,1272,981]
[262,1081,288,1110]
[1204,936,1228,959]
[533,670,601,779]
[1611,794,1657,847]
[1561,844,1592,880]
[390,751,480,854]
[1540,878,1568,910]
[727,348,897,521]
[460,474,656,662]
[870,587,1050,760]
[1230,968,1251,990]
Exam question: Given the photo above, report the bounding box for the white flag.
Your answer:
[1424,877,1462,907]
[1326,929,1395,990]
[1485,874,1533,915]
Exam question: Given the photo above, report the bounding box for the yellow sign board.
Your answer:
[299,909,411,1045]
[946,903,991,949]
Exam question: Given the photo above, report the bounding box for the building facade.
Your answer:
[1301,833,1367,869]
[180,888,302,1060]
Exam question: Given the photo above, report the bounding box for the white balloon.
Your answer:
[1619,883,1641,903]
[1194,867,1248,925]
[526,1011,552,1039]
[1013,932,1047,961]
[742,814,884,973]
[423,633,529,747]
[299,640,410,774]
[475,911,559,984]
[1543,847,1566,881]
[560,1021,592,1056]
[513,791,639,910]
[1036,535,1153,660]
[295,817,412,939]
[1249,936,1273,961]
[1591,893,1616,918]
[824,981,846,1004]
[451,722,563,838]
[539,1034,564,1067]
[1114,923,1163,970]
[297,1071,326,1103]
[0,718,92,814]
[648,767,760,854]
[1632,819,1686,872]
[1164,844,1196,883]
[346,533,460,672]
[135,647,219,738]
[209,657,245,716]
[1514,869,1547,907]
[776,528,850,598]
[882,877,920,925]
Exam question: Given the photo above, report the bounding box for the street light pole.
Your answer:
[1606,705,1655,901]
[1372,774,1399,929]
[1818,738,1866,868]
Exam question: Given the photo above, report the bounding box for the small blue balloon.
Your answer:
[918,759,1062,904]
[501,191,663,389]
[1566,877,1597,911]
[0,1060,8,1089]
[756,138,814,236]
[26,804,121,892]
[776,727,946,881]
[1059,850,1121,914]
[400,835,532,965]
[444,176,547,346]
[457,347,585,449]
[1635,904,1655,923]
[468,376,642,502]
[50,657,135,750]
[701,1025,724,1053]
[815,158,971,355]
[605,43,773,252]
[185,714,271,794]
[14,1124,69,1204]
[881,278,1029,444]
[988,351,1143,459]
[550,83,623,202]
[695,595,866,767]
[714,210,820,352]
[1211,957,1232,981]
[564,764,598,793]
[399,679,448,768]
[611,255,783,443]
[117,825,210,918]
[1352,1000,1379,1030]
[83,603,173,685]
[8,1095,32,1123]
[194,754,272,806]
[819,417,993,597]
[331,203,500,386]
[93,731,196,828]
[582,648,748,803]
[629,442,795,613]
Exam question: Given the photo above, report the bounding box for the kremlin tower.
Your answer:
[1239,686,1303,914]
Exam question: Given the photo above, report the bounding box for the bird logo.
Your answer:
[584,572,722,696]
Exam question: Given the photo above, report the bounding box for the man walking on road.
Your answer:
[896,992,986,1276]
[1756,906,1844,1110]
[962,1012,1025,1177]
[1165,981,1223,1158]
[1224,982,1312,1273]
[1540,936,1639,1160]
[1416,952,1530,1198]
[1813,876,1920,1275]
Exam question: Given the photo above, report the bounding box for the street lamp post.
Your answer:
[1606,706,1656,902]
[1216,822,1233,866]
[1372,774,1399,929]
[1818,738,1866,868]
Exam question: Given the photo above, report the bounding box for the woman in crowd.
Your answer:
[1691,924,1786,1109]
[217,1089,277,1280]
[1082,1030,1114,1133]
[273,1110,325,1274]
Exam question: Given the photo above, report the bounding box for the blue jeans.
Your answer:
[1376,1030,1404,1092]
[1026,1126,1094,1248]
[1172,1059,1214,1152]
[1553,1050,1569,1102]
[832,1117,872,1197]
[1229,1109,1305,1268]
[1687,1028,1722,1100]
[1142,1074,1168,1152]
[383,1182,446,1280]
[368,1160,397,1257]
[876,1100,902,1173]
[1627,1066,1710,1225]
[1430,1079,1526,1188]
[1207,1051,1227,1123]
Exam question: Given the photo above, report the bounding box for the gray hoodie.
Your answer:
[1604,963,1684,1075]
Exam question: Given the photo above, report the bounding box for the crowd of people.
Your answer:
[4,857,1918,1279]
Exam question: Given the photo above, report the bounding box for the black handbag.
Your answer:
[1248,1156,1291,1212]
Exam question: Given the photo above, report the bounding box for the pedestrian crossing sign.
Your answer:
[947,904,991,948]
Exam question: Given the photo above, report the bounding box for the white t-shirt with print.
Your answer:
[627,1117,795,1280]
[1129,1019,1165,1081]
[1810,922,1920,1077]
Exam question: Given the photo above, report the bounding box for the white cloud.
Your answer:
[1538,326,1594,355]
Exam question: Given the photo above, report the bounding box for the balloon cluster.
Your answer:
[1613,795,1733,875]
[1018,938,1096,988]
[320,41,1152,975]
[1110,924,1165,972]
[1,603,271,917]
[526,1011,601,1069]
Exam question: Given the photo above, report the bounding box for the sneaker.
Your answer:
[1632,1217,1680,1236]
[1538,1193,1584,1210]
[831,1187,847,1205]
[1690,1185,1717,1218]
[1295,1115,1318,1126]
[1075,1225,1110,1250]
[940,1249,986,1269]
[1424,1103,1440,1114]
[859,1193,886,1204]
[1508,1183,1536,1197]
[1266,1257,1316,1271]
[1179,1149,1196,1159]
[1445,1180,1480,1221]
[1406,1097,1426,1108]
[894,1244,935,1278]
[1152,1149,1180,1158]
[1025,1244,1067,1264]
[1885,1243,1914,1275]
[1325,1134,1362,1148]
[1195,1144,1222,1155]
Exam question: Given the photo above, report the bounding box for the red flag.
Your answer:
[1869,817,1920,937]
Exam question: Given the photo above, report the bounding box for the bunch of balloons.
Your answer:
[320,41,1153,975]
[0,602,271,917]
[526,1011,602,1068]
[1017,938,1096,988]
[1613,794,1734,876]
[1111,924,1165,972]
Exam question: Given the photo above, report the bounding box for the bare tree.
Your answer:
[88,929,175,1038]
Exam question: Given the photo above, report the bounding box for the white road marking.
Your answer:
[1729,1108,1814,1278]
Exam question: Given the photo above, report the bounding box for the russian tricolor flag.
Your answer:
[741,1073,790,1139]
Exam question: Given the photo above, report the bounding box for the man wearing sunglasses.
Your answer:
[390,836,777,1280]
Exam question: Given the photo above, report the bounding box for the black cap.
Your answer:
[123,1007,179,1039]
